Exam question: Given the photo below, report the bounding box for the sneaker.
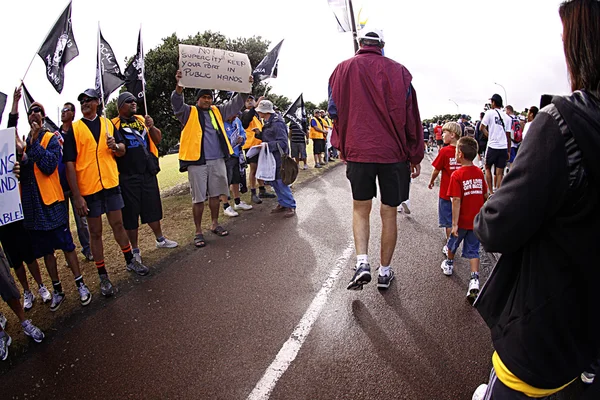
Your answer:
[251,193,263,204]
[22,320,44,343]
[442,245,449,256]
[224,206,239,217]
[467,278,480,301]
[302,165,309,170]
[156,237,178,248]
[315,163,322,169]
[78,284,92,306]
[0,312,6,330]
[259,191,276,199]
[50,291,65,312]
[234,201,253,211]
[401,202,411,215]
[581,371,596,384]
[441,260,454,276]
[82,251,94,261]
[347,263,372,290]
[472,384,488,400]
[23,290,35,311]
[99,274,114,297]
[0,333,11,361]
[127,259,150,276]
[38,286,52,303]
[377,270,395,289]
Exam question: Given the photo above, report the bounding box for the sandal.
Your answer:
[211,226,229,237]
[194,234,206,248]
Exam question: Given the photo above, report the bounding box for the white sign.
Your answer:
[0,128,24,226]
[178,44,252,93]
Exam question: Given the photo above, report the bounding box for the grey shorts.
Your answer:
[0,249,20,302]
[188,159,229,204]
[290,142,307,159]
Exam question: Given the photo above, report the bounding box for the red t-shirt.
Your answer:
[447,165,488,230]
[431,145,461,200]
[434,126,443,140]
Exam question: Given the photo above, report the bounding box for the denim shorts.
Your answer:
[438,198,452,228]
[447,229,480,259]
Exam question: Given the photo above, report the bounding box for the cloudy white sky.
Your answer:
[2,0,570,132]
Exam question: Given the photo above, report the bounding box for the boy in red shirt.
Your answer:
[429,122,461,255]
[441,137,489,302]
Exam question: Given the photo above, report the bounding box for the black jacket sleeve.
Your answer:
[7,113,18,129]
[241,109,257,129]
[474,112,569,254]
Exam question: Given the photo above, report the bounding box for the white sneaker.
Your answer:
[133,251,142,264]
[0,313,6,330]
[224,206,239,217]
[441,260,453,276]
[38,286,52,303]
[442,245,449,256]
[234,201,253,211]
[156,237,178,248]
[23,290,35,311]
[472,384,488,400]
[467,278,480,300]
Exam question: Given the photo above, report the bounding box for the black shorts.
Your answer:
[85,188,125,218]
[0,221,36,268]
[120,173,163,230]
[346,161,410,207]
[485,147,509,169]
[313,139,326,154]
[245,149,259,165]
[436,139,443,146]
[29,224,77,258]
[226,157,242,185]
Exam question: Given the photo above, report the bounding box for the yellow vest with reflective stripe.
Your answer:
[309,117,325,139]
[179,106,233,161]
[112,115,159,157]
[243,115,263,150]
[33,132,65,205]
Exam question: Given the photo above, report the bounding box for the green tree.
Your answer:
[317,100,328,112]
[305,101,318,117]
[105,98,118,120]
[141,31,271,155]
[267,94,291,112]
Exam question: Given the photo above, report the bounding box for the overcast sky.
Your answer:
[1,0,570,133]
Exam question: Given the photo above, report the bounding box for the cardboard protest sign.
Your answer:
[178,44,252,93]
[0,128,24,226]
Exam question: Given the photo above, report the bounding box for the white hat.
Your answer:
[358,28,384,43]
[255,99,275,114]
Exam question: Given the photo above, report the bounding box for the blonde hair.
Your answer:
[442,122,462,139]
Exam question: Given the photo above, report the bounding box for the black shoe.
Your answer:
[251,194,263,204]
[259,192,277,199]
[377,270,395,290]
[347,263,372,290]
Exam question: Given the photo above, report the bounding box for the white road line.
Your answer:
[247,242,355,400]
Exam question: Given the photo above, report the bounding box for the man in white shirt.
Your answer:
[521,106,539,141]
[479,94,512,195]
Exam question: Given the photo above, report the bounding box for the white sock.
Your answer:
[379,266,391,276]
[356,254,368,267]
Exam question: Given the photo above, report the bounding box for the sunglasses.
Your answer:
[124,99,136,104]
[79,98,96,105]
[27,107,43,116]
[61,107,74,113]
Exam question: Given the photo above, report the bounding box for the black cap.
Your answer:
[491,93,503,107]
[247,95,255,100]
[195,89,213,101]
[77,88,99,102]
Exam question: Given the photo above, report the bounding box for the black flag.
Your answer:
[124,29,145,101]
[96,29,125,103]
[0,92,6,125]
[37,1,79,93]
[21,84,60,132]
[283,93,307,132]
[252,39,283,82]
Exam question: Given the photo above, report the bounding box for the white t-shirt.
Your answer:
[481,109,512,150]
[522,122,531,141]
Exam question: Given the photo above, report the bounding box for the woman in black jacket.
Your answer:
[472,1,600,398]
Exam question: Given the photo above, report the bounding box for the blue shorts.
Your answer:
[29,224,76,259]
[447,229,480,259]
[509,147,518,163]
[438,198,452,228]
[85,188,124,218]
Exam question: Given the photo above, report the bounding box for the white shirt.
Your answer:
[481,108,512,150]
[522,122,531,141]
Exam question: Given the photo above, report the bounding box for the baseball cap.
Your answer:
[358,28,385,43]
[77,88,99,102]
[490,93,503,107]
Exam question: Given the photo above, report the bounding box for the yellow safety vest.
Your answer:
[33,132,65,205]
[179,106,233,161]
[309,117,326,140]
[112,115,159,157]
[243,115,263,150]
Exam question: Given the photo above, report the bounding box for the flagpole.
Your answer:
[97,23,111,138]
[139,24,148,115]
[347,0,359,53]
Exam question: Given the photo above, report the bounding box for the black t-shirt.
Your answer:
[62,117,123,163]
[115,117,153,175]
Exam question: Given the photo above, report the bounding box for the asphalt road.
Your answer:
[0,158,591,399]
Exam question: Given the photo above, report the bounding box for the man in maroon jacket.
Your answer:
[328,28,424,291]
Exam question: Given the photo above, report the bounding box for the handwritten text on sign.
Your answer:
[0,128,24,226]
[178,44,252,93]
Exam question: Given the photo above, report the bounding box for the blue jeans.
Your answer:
[64,191,91,255]
[269,179,296,209]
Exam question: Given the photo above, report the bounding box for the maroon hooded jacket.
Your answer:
[328,46,424,165]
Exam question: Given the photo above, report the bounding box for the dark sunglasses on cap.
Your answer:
[61,107,74,113]
[27,106,43,116]
[79,97,96,105]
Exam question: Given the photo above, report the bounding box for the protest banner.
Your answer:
[0,128,24,226]
[178,44,252,93]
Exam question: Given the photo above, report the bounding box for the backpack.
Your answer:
[511,117,523,144]
[464,124,475,138]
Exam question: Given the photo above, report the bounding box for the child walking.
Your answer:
[429,122,462,255]
[440,137,488,302]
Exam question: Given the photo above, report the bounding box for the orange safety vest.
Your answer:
[179,106,233,161]
[71,117,120,196]
[111,115,159,157]
[243,115,263,150]
[309,117,326,140]
[33,132,65,205]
